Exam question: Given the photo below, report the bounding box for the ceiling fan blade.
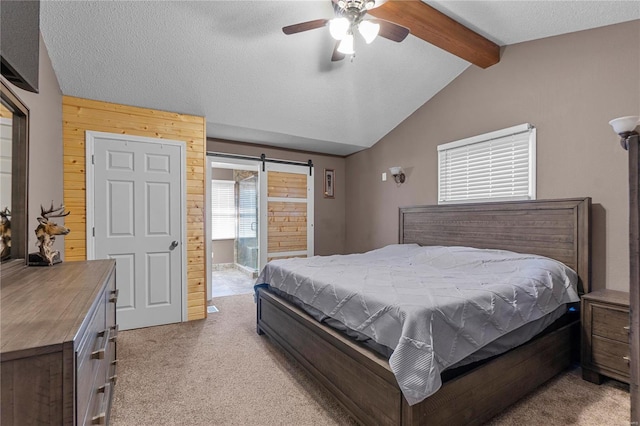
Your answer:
[331,41,345,62]
[282,19,329,35]
[370,19,410,43]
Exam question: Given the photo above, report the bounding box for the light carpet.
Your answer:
[111,294,629,425]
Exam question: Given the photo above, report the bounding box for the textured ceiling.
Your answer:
[40,1,640,156]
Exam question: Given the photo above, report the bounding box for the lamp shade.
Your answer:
[337,34,355,55]
[389,167,402,176]
[609,116,639,134]
[359,20,380,44]
[329,18,350,40]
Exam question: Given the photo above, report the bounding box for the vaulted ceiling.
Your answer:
[40,1,640,156]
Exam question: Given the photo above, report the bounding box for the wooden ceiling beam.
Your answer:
[368,0,500,69]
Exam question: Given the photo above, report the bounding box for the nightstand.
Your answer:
[581,289,630,384]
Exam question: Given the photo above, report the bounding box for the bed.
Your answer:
[255,198,591,425]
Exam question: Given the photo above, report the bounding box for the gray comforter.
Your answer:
[256,244,580,405]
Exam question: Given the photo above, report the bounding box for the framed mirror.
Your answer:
[1,80,29,266]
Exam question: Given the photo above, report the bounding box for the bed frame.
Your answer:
[256,198,591,425]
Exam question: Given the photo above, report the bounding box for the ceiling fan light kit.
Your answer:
[330,17,379,44]
[329,17,350,40]
[358,20,380,44]
[337,34,355,55]
[338,0,377,10]
[282,0,409,61]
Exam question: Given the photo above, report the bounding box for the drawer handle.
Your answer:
[92,383,111,425]
[110,359,118,385]
[91,328,111,360]
[624,326,630,333]
[109,324,119,343]
[624,356,631,364]
[109,289,119,304]
[91,412,106,425]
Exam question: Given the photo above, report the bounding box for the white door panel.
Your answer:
[91,133,183,330]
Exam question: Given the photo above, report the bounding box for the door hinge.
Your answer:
[92,227,95,237]
[92,154,95,165]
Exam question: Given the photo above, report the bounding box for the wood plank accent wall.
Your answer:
[267,202,307,253]
[62,96,207,320]
[267,171,307,257]
[268,171,307,198]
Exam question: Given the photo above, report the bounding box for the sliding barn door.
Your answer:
[259,163,314,270]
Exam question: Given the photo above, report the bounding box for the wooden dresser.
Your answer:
[581,289,630,384]
[1,260,118,425]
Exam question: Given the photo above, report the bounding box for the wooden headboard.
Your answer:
[399,198,591,294]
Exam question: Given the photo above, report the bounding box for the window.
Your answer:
[438,123,536,204]
[211,180,236,240]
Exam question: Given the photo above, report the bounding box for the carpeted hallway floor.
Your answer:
[111,294,630,425]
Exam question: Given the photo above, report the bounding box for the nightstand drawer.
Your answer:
[592,305,629,343]
[592,335,630,376]
[581,289,630,385]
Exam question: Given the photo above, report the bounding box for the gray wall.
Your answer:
[345,21,640,292]
[212,239,234,264]
[1,34,64,256]
[207,139,347,256]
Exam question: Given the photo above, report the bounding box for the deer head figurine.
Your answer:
[35,202,71,265]
[0,207,11,260]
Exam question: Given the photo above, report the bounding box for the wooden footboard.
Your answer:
[257,287,579,426]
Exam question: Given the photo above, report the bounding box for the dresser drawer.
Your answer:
[0,260,117,426]
[77,289,108,425]
[87,353,113,425]
[592,305,629,343]
[591,335,630,376]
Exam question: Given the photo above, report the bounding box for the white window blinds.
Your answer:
[438,123,536,204]
[211,180,236,240]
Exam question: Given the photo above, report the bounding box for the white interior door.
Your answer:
[88,132,185,330]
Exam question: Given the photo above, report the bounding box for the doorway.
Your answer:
[210,160,259,298]
[206,154,315,302]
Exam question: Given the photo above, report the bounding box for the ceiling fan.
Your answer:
[282,0,410,61]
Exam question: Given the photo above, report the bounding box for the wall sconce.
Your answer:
[389,166,405,184]
[610,116,639,150]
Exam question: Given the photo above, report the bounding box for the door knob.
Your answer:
[170,241,179,250]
